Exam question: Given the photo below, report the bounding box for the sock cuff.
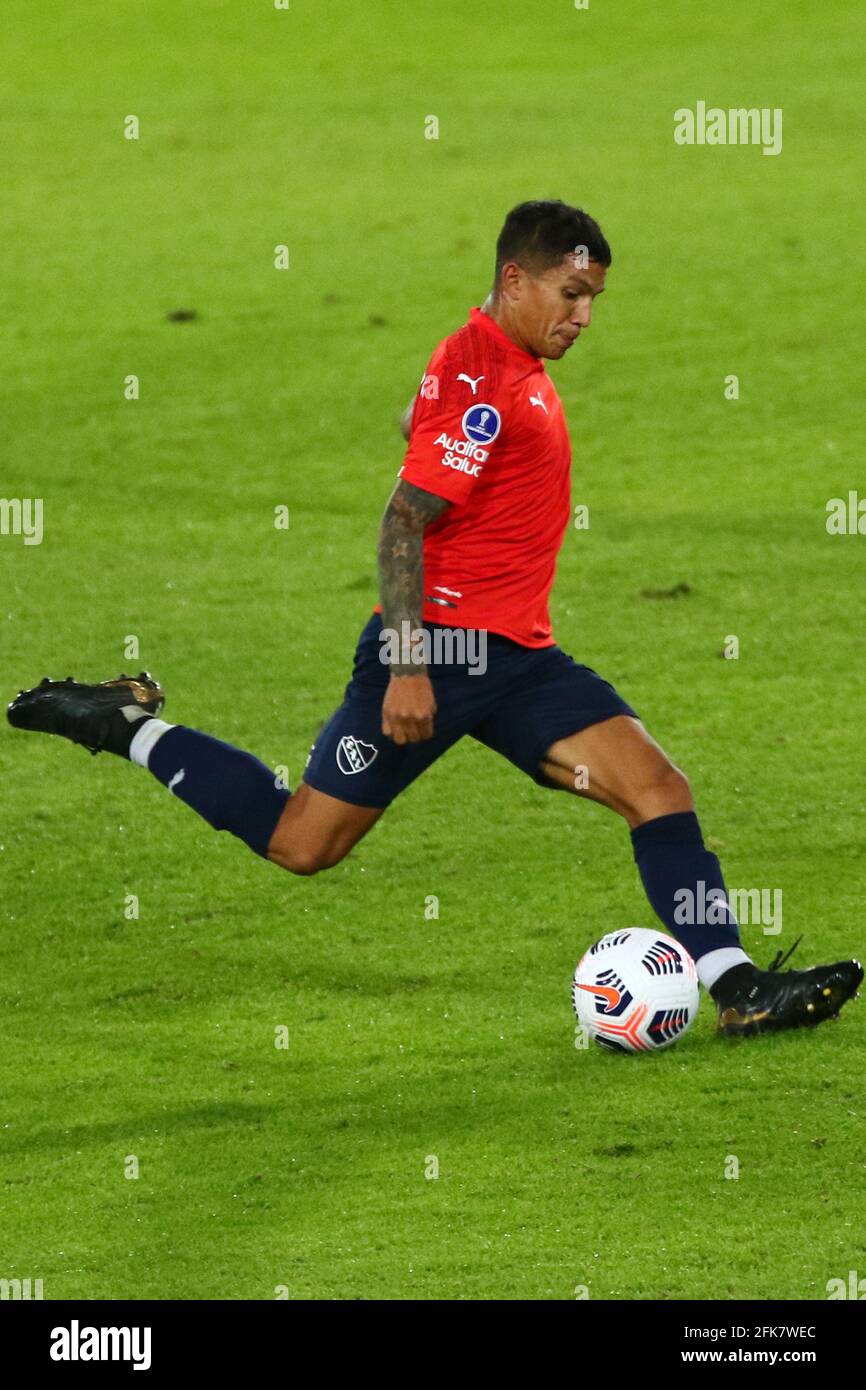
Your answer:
[630,810,704,854]
[696,946,753,991]
[129,717,176,768]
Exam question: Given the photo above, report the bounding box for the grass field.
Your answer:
[2,0,865,1300]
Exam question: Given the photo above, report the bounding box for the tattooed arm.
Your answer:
[377,477,450,744]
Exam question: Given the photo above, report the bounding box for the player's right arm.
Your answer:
[399,396,416,441]
[381,340,500,743]
[377,478,449,745]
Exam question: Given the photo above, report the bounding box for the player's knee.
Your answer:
[273,844,333,876]
[270,838,346,877]
[279,848,323,877]
[617,759,692,825]
[645,762,692,814]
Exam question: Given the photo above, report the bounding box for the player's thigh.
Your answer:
[267,782,383,874]
[292,684,464,874]
[541,715,693,825]
[280,614,473,872]
[472,647,636,797]
[472,648,691,826]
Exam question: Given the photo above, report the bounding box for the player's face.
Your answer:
[506,257,607,359]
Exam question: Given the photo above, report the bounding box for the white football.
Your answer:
[572,928,699,1053]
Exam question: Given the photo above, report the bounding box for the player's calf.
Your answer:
[7,672,289,859]
[7,673,384,875]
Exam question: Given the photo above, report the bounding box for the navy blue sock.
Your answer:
[631,811,742,963]
[147,727,290,858]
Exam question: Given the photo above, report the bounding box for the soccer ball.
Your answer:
[572,928,699,1053]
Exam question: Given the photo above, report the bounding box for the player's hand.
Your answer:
[382,672,437,744]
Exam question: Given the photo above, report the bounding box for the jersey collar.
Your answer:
[469,307,544,369]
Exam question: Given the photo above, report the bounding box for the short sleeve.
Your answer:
[398,344,507,504]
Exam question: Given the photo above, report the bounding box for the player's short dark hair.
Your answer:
[493,200,612,284]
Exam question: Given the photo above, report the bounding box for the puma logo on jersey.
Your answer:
[457,372,484,395]
[529,392,548,414]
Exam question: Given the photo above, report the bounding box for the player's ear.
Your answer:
[498,261,522,302]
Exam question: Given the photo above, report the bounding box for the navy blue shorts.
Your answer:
[303,613,638,808]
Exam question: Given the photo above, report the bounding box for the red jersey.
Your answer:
[394,306,572,648]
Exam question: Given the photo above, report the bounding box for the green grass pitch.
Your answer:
[1,0,864,1300]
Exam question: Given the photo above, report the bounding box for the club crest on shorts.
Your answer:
[336,735,378,775]
[461,403,501,445]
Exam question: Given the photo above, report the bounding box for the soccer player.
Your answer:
[8,200,861,1038]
